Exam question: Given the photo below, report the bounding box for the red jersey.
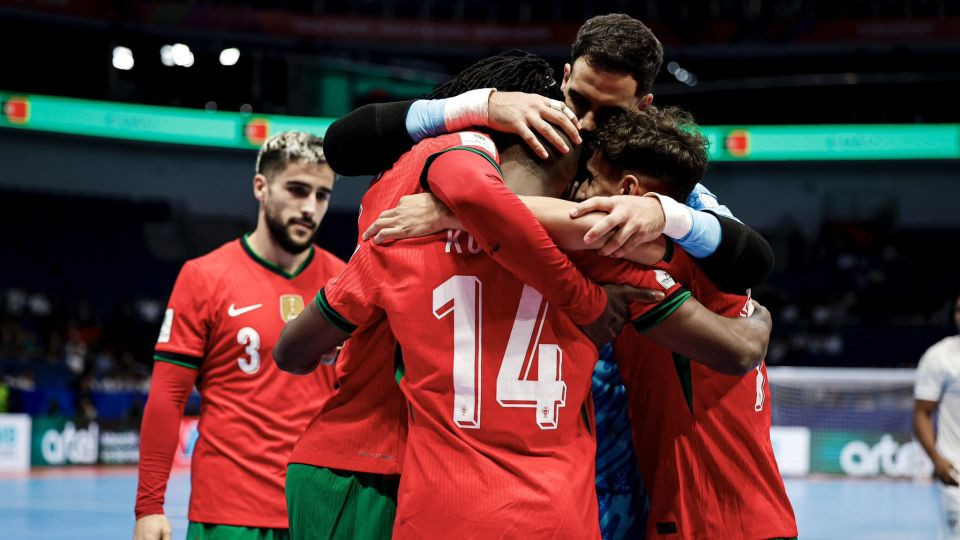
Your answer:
[137,236,345,528]
[290,132,607,476]
[319,232,686,537]
[615,244,797,540]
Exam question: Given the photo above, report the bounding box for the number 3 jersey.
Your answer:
[140,236,345,528]
[319,231,686,539]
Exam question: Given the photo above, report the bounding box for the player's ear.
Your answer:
[621,174,643,196]
[253,173,268,202]
[561,63,572,88]
[638,93,654,110]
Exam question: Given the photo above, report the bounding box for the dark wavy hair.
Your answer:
[571,13,663,95]
[589,106,708,200]
[428,49,563,101]
[429,50,565,157]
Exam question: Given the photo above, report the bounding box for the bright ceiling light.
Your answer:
[219,48,240,66]
[112,46,134,71]
[160,45,175,67]
[161,43,194,67]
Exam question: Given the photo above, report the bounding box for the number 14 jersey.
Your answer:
[320,229,684,539]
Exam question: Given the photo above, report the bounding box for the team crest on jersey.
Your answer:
[279,294,305,323]
[654,269,676,288]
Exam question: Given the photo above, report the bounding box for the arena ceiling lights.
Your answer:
[219,48,240,66]
[160,43,194,67]
[111,47,134,71]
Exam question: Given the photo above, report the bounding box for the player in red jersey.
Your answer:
[363,106,792,538]
[277,119,773,537]
[579,108,797,539]
[134,132,346,540]
[280,52,653,540]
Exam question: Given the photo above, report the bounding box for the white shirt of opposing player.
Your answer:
[916,336,960,465]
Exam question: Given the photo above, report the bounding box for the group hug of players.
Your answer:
[134,13,799,540]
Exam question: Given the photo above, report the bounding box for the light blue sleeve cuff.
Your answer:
[675,207,722,258]
[687,183,739,222]
[405,99,448,142]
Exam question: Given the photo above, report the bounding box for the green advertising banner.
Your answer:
[31,417,100,467]
[0,92,333,150]
[809,429,932,477]
[2,91,958,161]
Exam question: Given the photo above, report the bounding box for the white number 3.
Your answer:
[237,327,261,375]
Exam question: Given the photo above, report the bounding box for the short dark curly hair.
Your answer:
[571,14,663,96]
[430,50,564,158]
[428,49,562,101]
[589,106,708,201]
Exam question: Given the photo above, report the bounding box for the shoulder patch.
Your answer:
[458,131,498,161]
[158,308,173,343]
[654,270,676,289]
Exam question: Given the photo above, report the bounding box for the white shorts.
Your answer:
[941,484,960,539]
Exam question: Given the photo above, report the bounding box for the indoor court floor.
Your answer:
[0,467,940,539]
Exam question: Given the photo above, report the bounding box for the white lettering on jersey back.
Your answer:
[467,235,483,254]
[446,230,485,255]
[445,230,463,253]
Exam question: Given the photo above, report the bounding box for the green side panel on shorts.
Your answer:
[286,464,399,540]
[185,522,288,540]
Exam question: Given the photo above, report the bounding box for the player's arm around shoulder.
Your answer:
[275,295,350,375]
[276,245,381,374]
[644,296,771,376]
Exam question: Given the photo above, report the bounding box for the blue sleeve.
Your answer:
[405,99,447,142]
[674,208,722,258]
[686,183,739,222]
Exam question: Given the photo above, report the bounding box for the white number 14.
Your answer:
[433,276,567,431]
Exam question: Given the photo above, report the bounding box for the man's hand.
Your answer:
[134,514,172,540]
[488,91,582,160]
[935,456,960,486]
[362,194,458,244]
[570,196,666,258]
[581,283,665,347]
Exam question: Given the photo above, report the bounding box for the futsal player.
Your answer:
[134,132,345,540]
[279,52,652,540]
[277,115,774,540]
[576,108,798,539]
[345,16,772,537]
[324,14,773,294]
[914,293,960,539]
[369,106,796,538]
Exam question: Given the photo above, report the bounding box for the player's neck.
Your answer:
[500,161,555,198]
[246,227,311,275]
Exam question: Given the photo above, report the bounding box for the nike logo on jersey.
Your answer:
[228,303,263,317]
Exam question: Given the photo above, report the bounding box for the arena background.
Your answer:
[1,1,959,538]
